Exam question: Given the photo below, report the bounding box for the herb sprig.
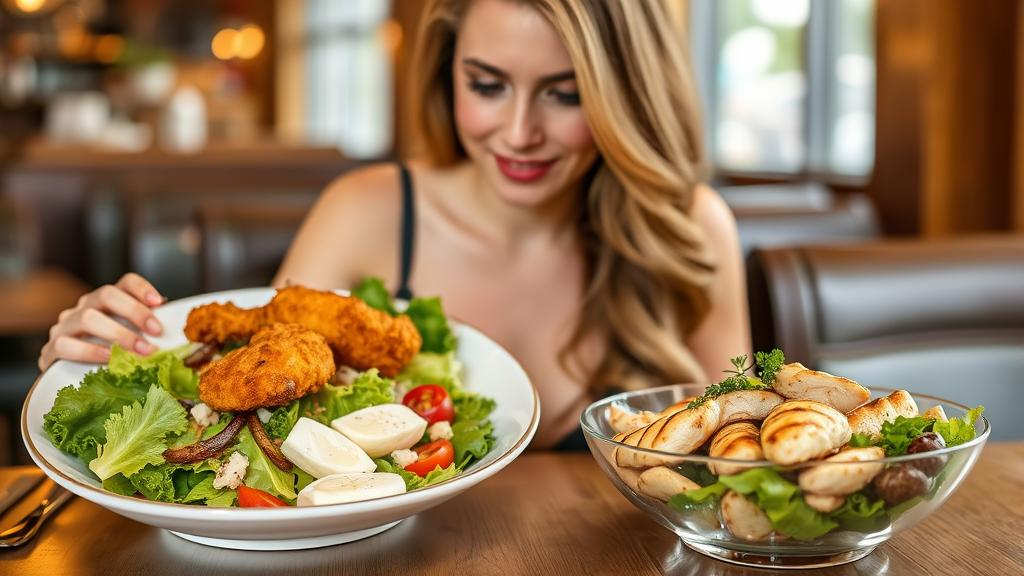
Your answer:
[686,349,785,409]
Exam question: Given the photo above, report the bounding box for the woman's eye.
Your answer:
[468,80,505,97]
[548,89,581,106]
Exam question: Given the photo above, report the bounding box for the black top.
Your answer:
[395,164,415,301]
[392,163,589,452]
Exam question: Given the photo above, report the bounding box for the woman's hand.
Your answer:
[38,273,166,371]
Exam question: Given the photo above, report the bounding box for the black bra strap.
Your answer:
[395,164,415,301]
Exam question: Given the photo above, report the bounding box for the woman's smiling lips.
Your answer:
[494,154,557,183]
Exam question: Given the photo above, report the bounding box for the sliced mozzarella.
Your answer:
[280,417,376,478]
[331,404,428,458]
[297,472,407,506]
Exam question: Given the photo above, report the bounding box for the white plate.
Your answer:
[22,288,539,550]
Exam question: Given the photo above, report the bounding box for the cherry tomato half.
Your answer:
[237,485,288,508]
[402,384,455,424]
[403,439,455,477]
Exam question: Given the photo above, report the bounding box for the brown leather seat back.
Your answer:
[751,235,1024,440]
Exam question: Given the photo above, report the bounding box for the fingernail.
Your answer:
[135,340,156,355]
[146,291,163,306]
[98,348,111,362]
[145,317,163,336]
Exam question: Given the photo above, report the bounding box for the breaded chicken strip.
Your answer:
[199,323,335,412]
[185,286,422,377]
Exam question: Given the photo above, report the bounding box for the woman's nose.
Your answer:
[503,97,544,150]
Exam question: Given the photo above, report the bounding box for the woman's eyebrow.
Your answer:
[462,57,575,84]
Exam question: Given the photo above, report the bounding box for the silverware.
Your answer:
[0,472,46,517]
[0,484,73,548]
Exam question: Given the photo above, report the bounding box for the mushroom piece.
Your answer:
[708,422,764,476]
[715,390,785,426]
[798,446,885,496]
[614,401,722,468]
[163,412,248,463]
[637,466,700,501]
[847,390,919,437]
[608,404,658,435]
[804,493,845,513]
[772,362,871,413]
[246,413,293,472]
[872,464,931,505]
[761,400,851,465]
[721,490,773,541]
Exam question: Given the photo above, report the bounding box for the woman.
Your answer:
[39,0,750,449]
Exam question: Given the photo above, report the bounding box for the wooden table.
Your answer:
[1,447,1021,576]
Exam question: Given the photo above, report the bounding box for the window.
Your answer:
[690,0,876,178]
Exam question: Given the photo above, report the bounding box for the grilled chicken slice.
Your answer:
[708,422,764,476]
[772,362,870,413]
[846,390,919,437]
[721,490,773,541]
[798,446,885,496]
[614,401,721,468]
[716,390,785,426]
[761,400,851,465]
[804,493,845,513]
[922,404,948,421]
[637,466,700,501]
[658,397,698,417]
[613,464,642,492]
[607,404,659,435]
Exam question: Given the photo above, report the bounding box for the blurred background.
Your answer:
[0,0,1021,463]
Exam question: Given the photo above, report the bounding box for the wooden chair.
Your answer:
[749,235,1024,440]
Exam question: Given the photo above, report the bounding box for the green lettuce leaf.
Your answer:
[672,468,838,541]
[830,492,888,531]
[88,385,189,480]
[351,276,457,354]
[877,416,935,456]
[399,351,496,467]
[374,457,461,490]
[109,343,199,400]
[933,406,984,447]
[405,297,456,354]
[181,475,237,507]
[451,418,495,467]
[668,482,728,513]
[398,352,464,390]
[235,427,296,501]
[352,277,398,316]
[43,366,155,461]
[264,369,395,439]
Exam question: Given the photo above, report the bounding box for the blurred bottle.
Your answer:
[160,85,207,153]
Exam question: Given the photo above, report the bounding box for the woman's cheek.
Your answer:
[454,90,497,144]
[553,110,596,154]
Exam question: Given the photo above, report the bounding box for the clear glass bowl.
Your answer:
[581,384,990,569]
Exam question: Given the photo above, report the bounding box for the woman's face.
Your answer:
[453,0,599,209]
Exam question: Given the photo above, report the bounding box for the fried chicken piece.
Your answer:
[184,285,422,377]
[198,323,335,412]
[184,302,266,345]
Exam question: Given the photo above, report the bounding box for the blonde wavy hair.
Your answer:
[410,0,716,391]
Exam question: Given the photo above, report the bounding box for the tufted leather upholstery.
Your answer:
[749,235,1024,440]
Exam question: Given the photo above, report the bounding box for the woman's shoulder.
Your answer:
[690,183,739,240]
[319,163,404,213]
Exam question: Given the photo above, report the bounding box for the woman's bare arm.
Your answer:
[273,165,401,290]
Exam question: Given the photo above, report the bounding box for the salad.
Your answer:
[607,349,985,541]
[41,278,497,508]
